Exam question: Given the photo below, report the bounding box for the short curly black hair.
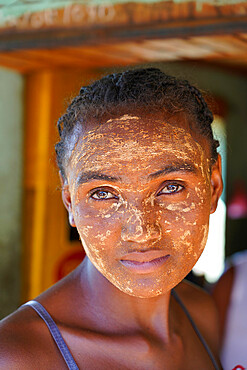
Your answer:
[56,68,219,179]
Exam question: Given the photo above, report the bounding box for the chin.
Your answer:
[112,276,178,299]
[124,289,165,299]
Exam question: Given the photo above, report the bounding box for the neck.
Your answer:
[79,257,173,341]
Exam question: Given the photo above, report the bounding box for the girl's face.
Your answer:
[62,114,222,298]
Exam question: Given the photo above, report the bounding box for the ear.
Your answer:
[210,155,223,214]
[59,171,76,227]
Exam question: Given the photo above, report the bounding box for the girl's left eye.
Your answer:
[158,183,184,195]
[90,190,117,200]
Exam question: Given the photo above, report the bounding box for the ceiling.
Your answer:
[0,33,246,73]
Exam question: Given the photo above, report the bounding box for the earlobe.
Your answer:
[60,172,76,227]
[210,155,223,214]
[69,212,76,227]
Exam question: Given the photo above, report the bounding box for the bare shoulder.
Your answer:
[0,305,56,369]
[211,266,234,343]
[176,279,218,315]
[175,280,220,356]
[212,266,234,308]
[0,271,79,369]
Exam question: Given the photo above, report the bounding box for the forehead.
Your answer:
[68,115,209,177]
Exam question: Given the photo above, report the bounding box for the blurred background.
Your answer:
[0,0,247,318]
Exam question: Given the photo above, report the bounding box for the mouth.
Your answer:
[120,250,170,274]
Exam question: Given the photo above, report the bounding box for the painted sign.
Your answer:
[0,1,247,31]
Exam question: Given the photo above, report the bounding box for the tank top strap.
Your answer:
[171,289,220,370]
[24,300,79,370]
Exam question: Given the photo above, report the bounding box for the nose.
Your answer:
[121,205,161,243]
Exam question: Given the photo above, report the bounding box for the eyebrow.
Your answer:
[76,162,197,185]
[76,171,120,185]
[148,162,198,180]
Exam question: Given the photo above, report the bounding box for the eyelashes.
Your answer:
[157,183,184,196]
[90,189,118,201]
[90,182,185,201]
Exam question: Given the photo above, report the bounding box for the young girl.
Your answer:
[0,68,223,369]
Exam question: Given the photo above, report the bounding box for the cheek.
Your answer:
[159,192,210,255]
[75,216,114,273]
[72,202,122,255]
[158,209,209,281]
[173,222,209,257]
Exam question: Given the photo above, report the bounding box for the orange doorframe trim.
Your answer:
[29,71,52,299]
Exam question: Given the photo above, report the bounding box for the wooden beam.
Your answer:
[1,17,247,52]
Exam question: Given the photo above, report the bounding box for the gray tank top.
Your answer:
[24,291,220,370]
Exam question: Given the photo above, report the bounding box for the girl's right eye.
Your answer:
[90,189,118,201]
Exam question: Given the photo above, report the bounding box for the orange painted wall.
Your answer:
[22,69,100,300]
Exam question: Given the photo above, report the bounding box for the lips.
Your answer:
[121,250,169,263]
[120,250,170,273]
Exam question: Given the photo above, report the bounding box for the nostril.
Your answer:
[121,222,161,242]
[147,222,161,236]
[121,224,144,242]
[121,206,162,242]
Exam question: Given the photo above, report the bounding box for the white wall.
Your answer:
[0,67,24,318]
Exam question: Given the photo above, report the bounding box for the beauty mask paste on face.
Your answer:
[66,116,212,298]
